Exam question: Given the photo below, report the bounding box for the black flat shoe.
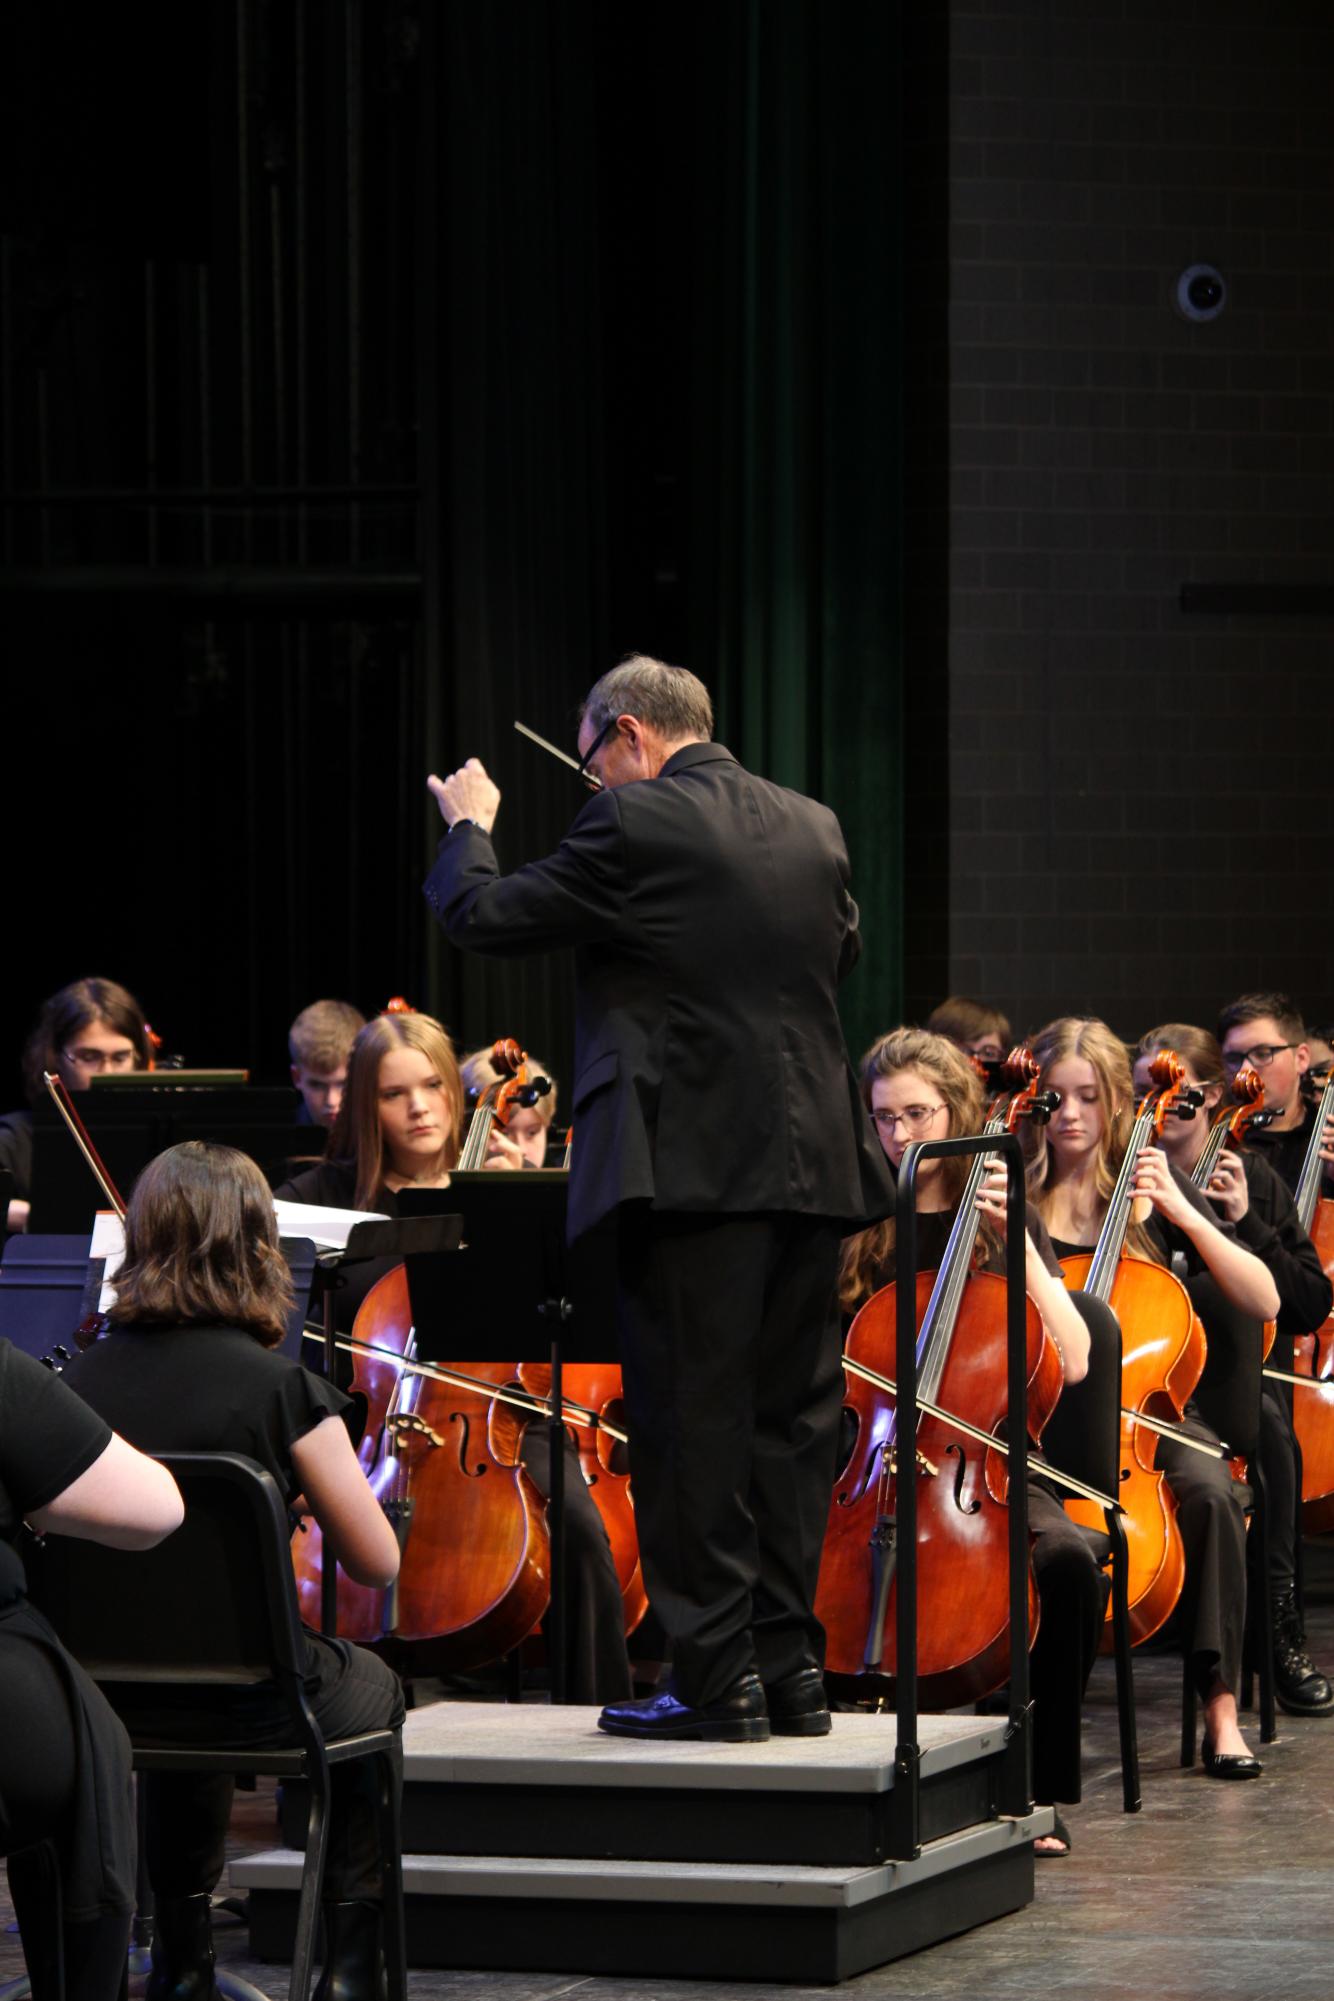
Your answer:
[1201,1735,1263,1780]
[764,1665,832,1737]
[598,1671,770,1742]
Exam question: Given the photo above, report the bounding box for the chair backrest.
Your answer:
[1040,1291,1123,1502]
[28,1452,308,1691]
[1181,1274,1262,1462]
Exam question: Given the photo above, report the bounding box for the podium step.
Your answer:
[279,1701,1025,1866]
[243,1702,1050,1982]
[233,1814,1049,1983]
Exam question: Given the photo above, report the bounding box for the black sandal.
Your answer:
[1034,1811,1071,1857]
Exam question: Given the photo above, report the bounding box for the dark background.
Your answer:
[1,0,1330,1115]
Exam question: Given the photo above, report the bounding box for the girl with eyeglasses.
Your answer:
[1,978,151,1238]
[837,1028,1100,1856]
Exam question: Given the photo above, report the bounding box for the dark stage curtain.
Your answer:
[0,0,903,1101]
[687,2,905,1057]
[419,0,905,1074]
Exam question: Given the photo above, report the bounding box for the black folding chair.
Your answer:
[27,1452,406,2001]
[1040,1291,1141,1812]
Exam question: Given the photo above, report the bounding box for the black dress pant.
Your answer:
[1252,1384,1298,1596]
[613,1208,843,1709]
[0,1614,135,2001]
[113,1633,403,1906]
[1027,1486,1108,1805]
[1157,1410,1249,1700]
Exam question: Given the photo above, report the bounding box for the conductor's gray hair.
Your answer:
[580,654,713,744]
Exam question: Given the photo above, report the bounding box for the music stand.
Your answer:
[397,1170,617,1704]
[29,1087,313,1233]
[306,1214,463,1638]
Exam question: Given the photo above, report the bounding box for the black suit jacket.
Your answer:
[424,742,894,1241]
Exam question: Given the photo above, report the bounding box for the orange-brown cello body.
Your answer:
[1293,1198,1334,1531]
[292,1266,552,1666]
[1060,1252,1203,1648]
[518,1360,648,1636]
[815,1269,1061,1707]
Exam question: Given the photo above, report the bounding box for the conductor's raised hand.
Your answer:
[428,758,501,834]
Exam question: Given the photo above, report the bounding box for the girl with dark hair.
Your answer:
[2,978,150,1234]
[62,1142,403,2001]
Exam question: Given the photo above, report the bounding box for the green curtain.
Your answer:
[689,0,905,1058]
[418,0,904,1073]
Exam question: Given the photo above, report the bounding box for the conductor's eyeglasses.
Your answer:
[575,716,618,787]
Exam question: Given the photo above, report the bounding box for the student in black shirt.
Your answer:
[2,977,151,1236]
[837,1029,1100,1856]
[1219,992,1334,1197]
[277,1009,633,1707]
[1027,1017,1279,1781]
[1,1339,181,2001]
[1217,992,1334,1712]
[63,1142,403,2001]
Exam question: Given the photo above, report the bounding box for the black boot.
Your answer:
[313,1900,385,2001]
[1272,1587,1334,1716]
[145,1894,219,2001]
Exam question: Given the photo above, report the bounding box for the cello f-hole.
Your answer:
[448,1411,489,1477]
[946,1442,980,1515]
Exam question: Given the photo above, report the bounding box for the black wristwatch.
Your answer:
[448,817,478,833]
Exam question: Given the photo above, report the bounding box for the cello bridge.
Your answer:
[387,1412,444,1449]
[883,1447,939,1479]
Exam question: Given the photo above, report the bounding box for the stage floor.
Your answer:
[7,1545,1334,1997]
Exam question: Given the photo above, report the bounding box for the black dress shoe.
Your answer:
[598,1671,770,1742]
[1201,1735,1263,1780]
[764,1665,832,1737]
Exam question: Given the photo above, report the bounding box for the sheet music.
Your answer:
[272,1198,390,1250]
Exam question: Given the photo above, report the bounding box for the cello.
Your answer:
[1060,1052,1211,1647]
[1282,1070,1334,1529]
[816,1058,1064,1707]
[290,1039,555,1659]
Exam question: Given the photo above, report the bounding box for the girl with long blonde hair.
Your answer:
[1025,1016,1279,1778]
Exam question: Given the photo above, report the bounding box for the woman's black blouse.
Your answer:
[61,1325,351,1505]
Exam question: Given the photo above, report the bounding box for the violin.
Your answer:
[815,1053,1064,1707]
[1282,1071,1334,1530]
[1060,1051,1210,1648]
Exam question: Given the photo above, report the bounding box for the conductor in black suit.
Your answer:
[425,655,892,1740]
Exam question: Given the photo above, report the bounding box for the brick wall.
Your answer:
[901,0,1334,1048]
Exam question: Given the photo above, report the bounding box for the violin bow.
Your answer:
[42,1071,127,1222]
[840,1355,1118,1510]
[298,1329,628,1443]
